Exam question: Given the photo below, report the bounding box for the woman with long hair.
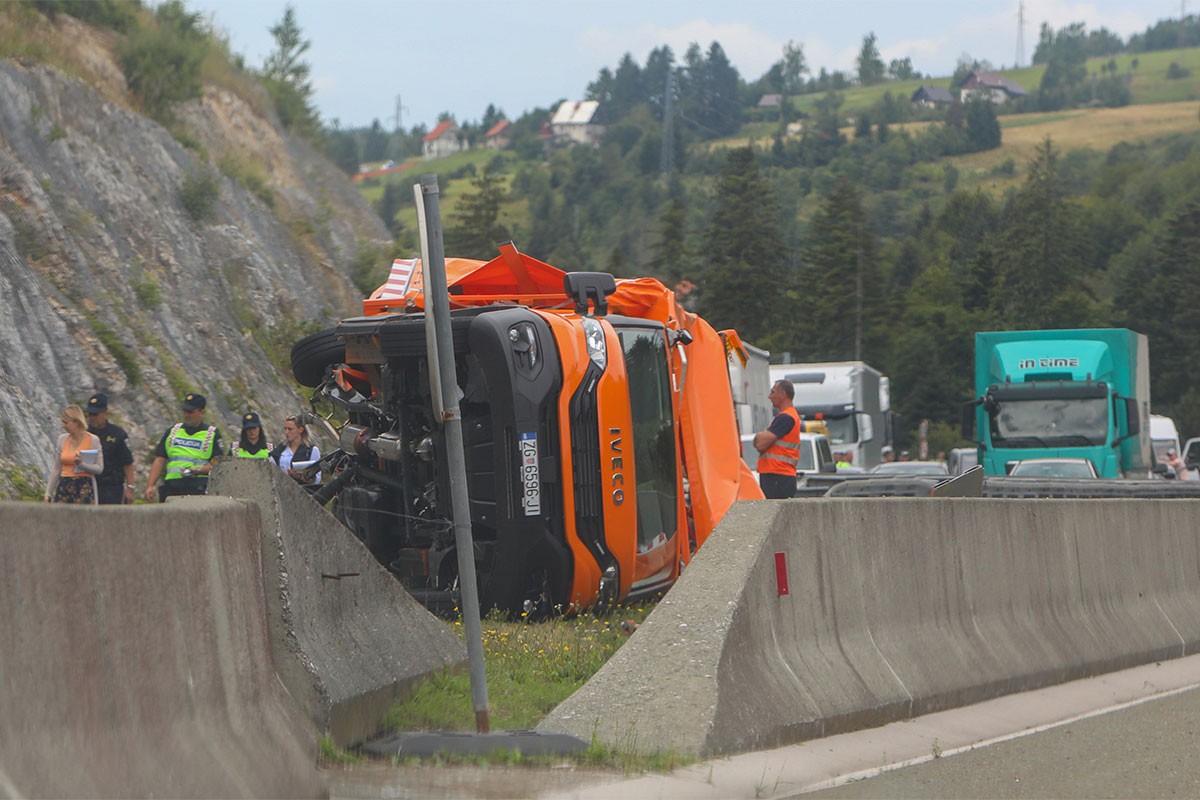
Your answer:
[44,404,104,504]
[271,414,321,484]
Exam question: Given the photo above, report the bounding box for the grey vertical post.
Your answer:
[418,173,490,733]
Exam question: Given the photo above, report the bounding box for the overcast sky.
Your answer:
[182,0,1173,130]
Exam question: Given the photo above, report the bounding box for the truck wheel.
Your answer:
[291,328,344,387]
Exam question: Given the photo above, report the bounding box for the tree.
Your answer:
[964,97,1001,151]
[262,5,320,134]
[990,138,1099,327]
[362,119,389,162]
[792,178,887,361]
[781,40,807,94]
[698,148,790,345]
[443,164,511,260]
[888,57,918,81]
[1036,22,1089,110]
[116,0,207,122]
[647,178,688,287]
[856,32,886,86]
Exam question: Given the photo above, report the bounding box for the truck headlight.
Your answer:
[509,322,539,370]
[581,317,607,371]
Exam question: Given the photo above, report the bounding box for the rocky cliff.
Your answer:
[0,33,389,496]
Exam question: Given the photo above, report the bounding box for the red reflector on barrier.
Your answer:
[775,551,789,596]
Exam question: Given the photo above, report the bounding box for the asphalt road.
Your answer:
[810,684,1200,799]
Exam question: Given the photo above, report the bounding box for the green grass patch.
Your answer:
[1,465,45,501]
[374,601,696,772]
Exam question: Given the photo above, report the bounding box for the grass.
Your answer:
[378,602,688,771]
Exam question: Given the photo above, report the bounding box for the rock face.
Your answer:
[0,52,389,495]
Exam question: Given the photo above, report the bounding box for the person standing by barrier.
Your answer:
[230,411,272,459]
[143,393,223,502]
[271,414,321,485]
[44,404,104,504]
[84,392,135,505]
[754,379,800,499]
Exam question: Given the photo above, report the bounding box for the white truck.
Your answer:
[769,361,892,470]
[727,341,772,436]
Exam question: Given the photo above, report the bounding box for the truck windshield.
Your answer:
[617,327,677,554]
[990,396,1109,446]
[821,414,857,447]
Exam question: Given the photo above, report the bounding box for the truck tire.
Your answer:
[291,328,344,387]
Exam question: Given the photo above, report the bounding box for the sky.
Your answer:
[182,0,1177,131]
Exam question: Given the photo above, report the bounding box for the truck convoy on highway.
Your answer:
[768,361,892,470]
[290,243,761,616]
[962,328,1151,479]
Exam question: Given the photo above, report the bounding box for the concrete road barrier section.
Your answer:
[209,459,467,746]
[541,498,1200,757]
[0,498,322,798]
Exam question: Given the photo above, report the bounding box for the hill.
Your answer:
[0,4,388,498]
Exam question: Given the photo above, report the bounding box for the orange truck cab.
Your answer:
[292,243,761,614]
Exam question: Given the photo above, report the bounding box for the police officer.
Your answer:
[143,393,223,502]
[754,379,801,499]
[84,392,136,505]
[230,411,272,459]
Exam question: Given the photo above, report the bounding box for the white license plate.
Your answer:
[519,433,541,516]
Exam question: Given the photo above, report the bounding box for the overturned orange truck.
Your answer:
[291,242,762,615]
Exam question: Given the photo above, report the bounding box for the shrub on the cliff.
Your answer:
[116,1,207,123]
[178,167,219,222]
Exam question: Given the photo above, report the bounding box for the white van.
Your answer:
[1149,414,1181,464]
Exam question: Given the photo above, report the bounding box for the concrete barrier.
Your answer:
[209,459,467,746]
[0,498,322,798]
[540,498,1200,757]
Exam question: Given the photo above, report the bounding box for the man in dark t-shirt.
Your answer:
[754,380,800,499]
[85,393,136,505]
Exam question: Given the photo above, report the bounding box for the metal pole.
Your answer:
[418,173,490,733]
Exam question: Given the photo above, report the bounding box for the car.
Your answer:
[868,460,950,476]
[1007,458,1098,479]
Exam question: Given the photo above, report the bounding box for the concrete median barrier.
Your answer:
[209,459,467,747]
[541,497,1200,757]
[0,497,322,798]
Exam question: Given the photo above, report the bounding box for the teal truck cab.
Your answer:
[962,329,1151,478]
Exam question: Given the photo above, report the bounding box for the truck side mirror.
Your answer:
[858,413,874,443]
[960,400,979,441]
[1123,398,1140,436]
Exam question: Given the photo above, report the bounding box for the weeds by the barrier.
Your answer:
[379,602,690,771]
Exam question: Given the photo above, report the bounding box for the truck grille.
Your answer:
[569,366,606,562]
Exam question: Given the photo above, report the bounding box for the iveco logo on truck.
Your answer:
[1018,357,1080,369]
[609,428,625,505]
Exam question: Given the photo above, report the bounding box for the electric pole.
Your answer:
[1015,1,1026,68]
[660,66,676,179]
[394,95,408,132]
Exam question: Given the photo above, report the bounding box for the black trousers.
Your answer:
[97,483,126,505]
[759,472,796,499]
[158,479,207,502]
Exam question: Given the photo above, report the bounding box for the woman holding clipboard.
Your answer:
[45,405,104,504]
[271,414,321,485]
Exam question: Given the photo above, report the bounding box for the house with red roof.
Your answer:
[958,71,1027,104]
[484,119,510,150]
[422,119,463,159]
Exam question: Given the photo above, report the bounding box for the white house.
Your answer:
[549,100,604,146]
[422,120,463,159]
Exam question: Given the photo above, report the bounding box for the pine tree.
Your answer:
[443,164,511,260]
[793,178,886,361]
[698,148,790,346]
[262,5,320,134]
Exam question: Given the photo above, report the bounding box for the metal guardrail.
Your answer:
[798,467,1200,499]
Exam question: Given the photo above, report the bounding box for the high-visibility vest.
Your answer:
[232,442,272,459]
[164,423,217,480]
[757,407,801,476]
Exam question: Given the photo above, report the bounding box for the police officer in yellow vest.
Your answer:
[143,393,224,502]
[754,379,801,499]
[230,411,272,459]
